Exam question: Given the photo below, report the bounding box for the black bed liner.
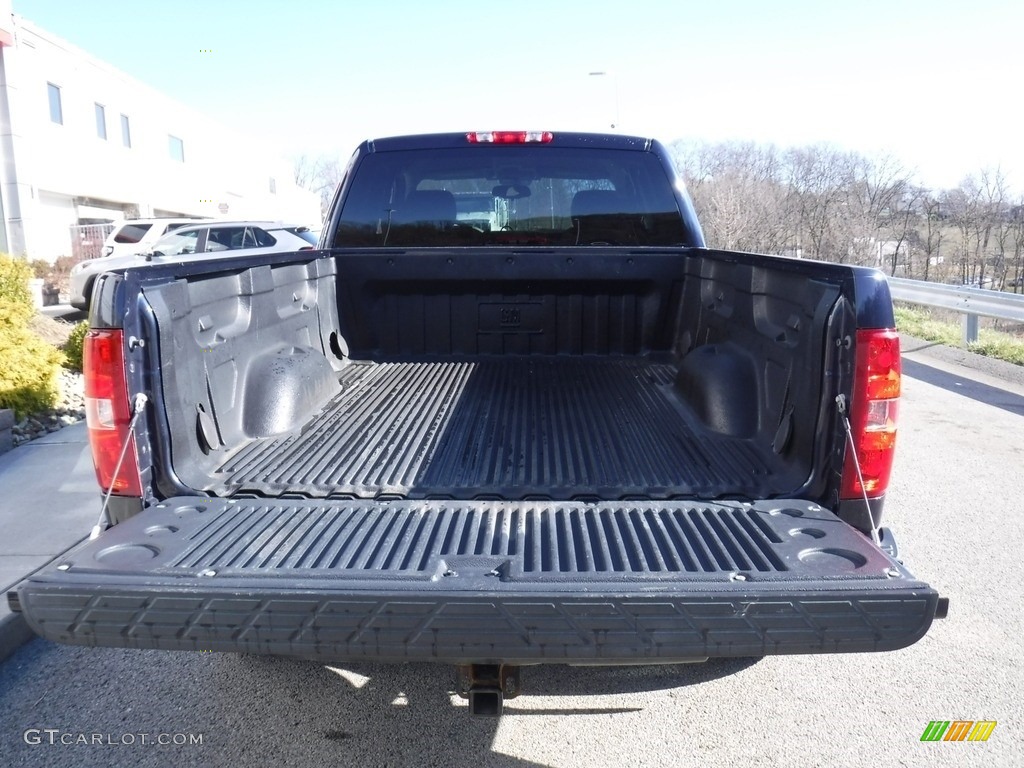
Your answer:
[211,358,792,500]
[13,498,939,664]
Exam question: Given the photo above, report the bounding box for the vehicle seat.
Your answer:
[571,190,639,244]
[394,190,457,227]
[206,230,230,251]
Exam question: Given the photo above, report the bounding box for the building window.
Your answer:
[95,103,107,140]
[47,82,63,124]
[269,177,277,195]
[120,114,131,148]
[168,135,185,162]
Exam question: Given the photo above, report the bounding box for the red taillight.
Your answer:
[83,329,142,496]
[840,329,901,499]
[466,131,554,144]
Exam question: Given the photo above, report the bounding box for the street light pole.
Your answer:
[588,71,620,130]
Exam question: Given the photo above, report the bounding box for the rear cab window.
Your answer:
[334,145,686,247]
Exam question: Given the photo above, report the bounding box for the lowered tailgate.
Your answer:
[11,498,940,663]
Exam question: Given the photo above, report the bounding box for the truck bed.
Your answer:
[214,358,784,500]
[140,249,845,506]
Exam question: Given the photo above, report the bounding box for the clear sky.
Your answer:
[15,0,1024,193]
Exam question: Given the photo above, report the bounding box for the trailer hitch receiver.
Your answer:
[456,664,521,716]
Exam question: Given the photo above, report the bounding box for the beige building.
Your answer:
[0,8,320,261]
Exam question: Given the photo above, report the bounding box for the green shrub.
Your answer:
[29,258,51,279]
[63,320,89,372]
[0,253,33,322]
[0,302,65,418]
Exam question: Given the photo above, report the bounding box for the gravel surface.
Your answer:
[11,370,85,446]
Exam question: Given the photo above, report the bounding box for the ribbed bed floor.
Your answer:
[214,359,781,499]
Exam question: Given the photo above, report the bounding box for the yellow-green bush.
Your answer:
[0,254,65,418]
[0,253,33,322]
[0,303,65,418]
[63,319,89,372]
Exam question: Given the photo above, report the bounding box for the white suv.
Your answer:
[101,218,207,259]
[70,221,318,310]
[70,218,207,309]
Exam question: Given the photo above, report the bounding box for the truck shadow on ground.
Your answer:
[902,358,1024,416]
[0,640,760,768]
[236,652,760,710]
[211,654,761,763]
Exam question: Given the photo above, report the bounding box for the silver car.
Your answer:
[70,221,318,310]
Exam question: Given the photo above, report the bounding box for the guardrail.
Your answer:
[887,277,1024,344]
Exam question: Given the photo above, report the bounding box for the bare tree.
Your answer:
[856,154,917,275]
[292,153,324,191]
[672,138,1017,291]
[672,140,797,254]
[784,145,865,263]
[974,168,1008,287]
[878,181,922,276]
[941,181,979,284]
[1008,198,1024,293]
[293,153,347,218]
[941,170,1010,286]
[919,194,945,282]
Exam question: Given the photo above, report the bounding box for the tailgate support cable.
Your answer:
[835,394,881,547]
[90,393,149,541]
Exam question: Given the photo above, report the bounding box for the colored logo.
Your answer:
[920,721,996,742]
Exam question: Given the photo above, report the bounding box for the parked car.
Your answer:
[69,217,208,309]
[70,221,318,309]
[102,217,208,259]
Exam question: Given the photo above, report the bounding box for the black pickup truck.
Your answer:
[10,131,943,715]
